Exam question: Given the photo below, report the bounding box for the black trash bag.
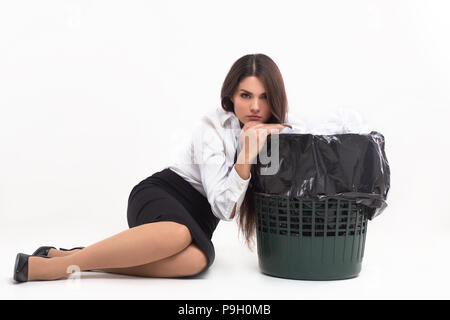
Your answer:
[250,131,390,220]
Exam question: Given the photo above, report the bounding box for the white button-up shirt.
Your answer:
[167,106,301,221]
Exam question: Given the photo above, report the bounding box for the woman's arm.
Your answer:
[229,123,290,219]
[229,151,252,219]
[192,123,251,221]
[234,150,251,180]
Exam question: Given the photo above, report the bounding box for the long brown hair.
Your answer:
[220,53,289,251]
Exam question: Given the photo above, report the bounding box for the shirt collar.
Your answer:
[217,107,237,127]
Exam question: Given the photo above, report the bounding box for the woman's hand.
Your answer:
[238,121,289,163]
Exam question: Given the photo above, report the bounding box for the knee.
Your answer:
[175,223,193,247]
[187,259,208,277]
[183,245,208,277]
[162,221,192,248]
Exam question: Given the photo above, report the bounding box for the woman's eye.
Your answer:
[241,93,267,99]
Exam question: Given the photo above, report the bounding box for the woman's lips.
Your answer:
[247,116,262,120]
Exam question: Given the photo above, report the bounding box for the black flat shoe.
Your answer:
[13,253,51,283]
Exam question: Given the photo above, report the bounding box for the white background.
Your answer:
[1,0,449,299]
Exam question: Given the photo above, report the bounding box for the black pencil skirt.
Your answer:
[127,168,220,275]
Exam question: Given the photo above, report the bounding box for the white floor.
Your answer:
[1,214,449,300]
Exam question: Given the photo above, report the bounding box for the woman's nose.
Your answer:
[250,99,261,111]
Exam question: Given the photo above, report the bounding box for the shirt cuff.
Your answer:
[226,165,251,220]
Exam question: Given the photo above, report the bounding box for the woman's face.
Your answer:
[231,76,273,128]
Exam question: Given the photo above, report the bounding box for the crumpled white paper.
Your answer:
[281,106,372,135]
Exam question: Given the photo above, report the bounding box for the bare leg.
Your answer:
[97,243,208,277]
[27,221,192,281]
[47,243,208,278]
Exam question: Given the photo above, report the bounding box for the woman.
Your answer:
[13,53,295,282]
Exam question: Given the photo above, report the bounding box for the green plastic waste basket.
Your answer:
[254,193,370,280]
